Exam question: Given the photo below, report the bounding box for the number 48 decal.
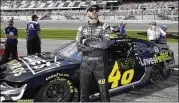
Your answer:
[108,61,134,88]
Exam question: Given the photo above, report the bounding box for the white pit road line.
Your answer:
[174,68,179,71]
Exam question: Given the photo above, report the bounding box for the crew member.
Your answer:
[2,19,18,64]
[119,22,127,35]
[147,21,166,43]
[25,15,41,55]
[76,4,110,102]
[159,25,168,43]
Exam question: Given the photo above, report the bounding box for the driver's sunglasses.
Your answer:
[88,8,99,12]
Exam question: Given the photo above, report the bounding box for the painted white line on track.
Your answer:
[174,68,179,71]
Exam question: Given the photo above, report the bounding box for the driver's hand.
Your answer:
[82,39,86,44]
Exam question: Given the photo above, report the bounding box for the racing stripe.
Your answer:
[19,58,36,75]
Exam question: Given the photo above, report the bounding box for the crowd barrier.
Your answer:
[2,20,177,24]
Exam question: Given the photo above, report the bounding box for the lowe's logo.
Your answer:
[138,52,169,66]
[139,57,156,66]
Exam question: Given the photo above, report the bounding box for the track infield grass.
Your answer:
[0,29,178,43]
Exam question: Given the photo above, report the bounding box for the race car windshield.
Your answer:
[55,42,82,61]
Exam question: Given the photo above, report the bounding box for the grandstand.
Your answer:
[1,0,178,21]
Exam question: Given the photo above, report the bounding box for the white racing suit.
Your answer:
[147,26,166,43]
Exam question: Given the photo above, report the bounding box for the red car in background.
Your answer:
[0,41,18,65]
[0,42,6,56]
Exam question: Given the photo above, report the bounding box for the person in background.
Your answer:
[119,22,127,35]
[25,15,41,55]
[2,18,18,64]
[159,25,168,44]
[147,21,166,43]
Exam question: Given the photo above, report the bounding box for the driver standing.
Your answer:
[75,4,111,102]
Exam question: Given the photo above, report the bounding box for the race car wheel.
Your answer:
[149,65,161,84]
[35,78,75,102]
[161,65,174,80]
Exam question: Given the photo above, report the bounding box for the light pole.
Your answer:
[153,4,159,20]
[103,2,106,20]
[168,6,175,20]
[141,7,146,20]
[154,9,156,20]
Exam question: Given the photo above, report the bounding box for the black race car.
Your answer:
[0,37,175,102]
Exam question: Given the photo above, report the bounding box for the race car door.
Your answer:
[106,42,145,89]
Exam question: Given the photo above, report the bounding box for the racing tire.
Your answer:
[161,66,174,80]
[35,78,75,102]
[149,65,162,84]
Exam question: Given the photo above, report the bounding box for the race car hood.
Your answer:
[0,52,79,82]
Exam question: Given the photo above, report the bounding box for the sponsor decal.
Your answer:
[19,55,61,75]
[17,99,33,102]
[138,52,169,66]
[22,56,51,69]
[154,46,159,52]
[51,78,74,93]
[154,52,169,63]
[118,59,135,69]
[8,60,26,76]
[138,57,156,66]
[46,73,69,81]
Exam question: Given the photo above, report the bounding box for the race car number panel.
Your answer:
[108,61,135,88]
